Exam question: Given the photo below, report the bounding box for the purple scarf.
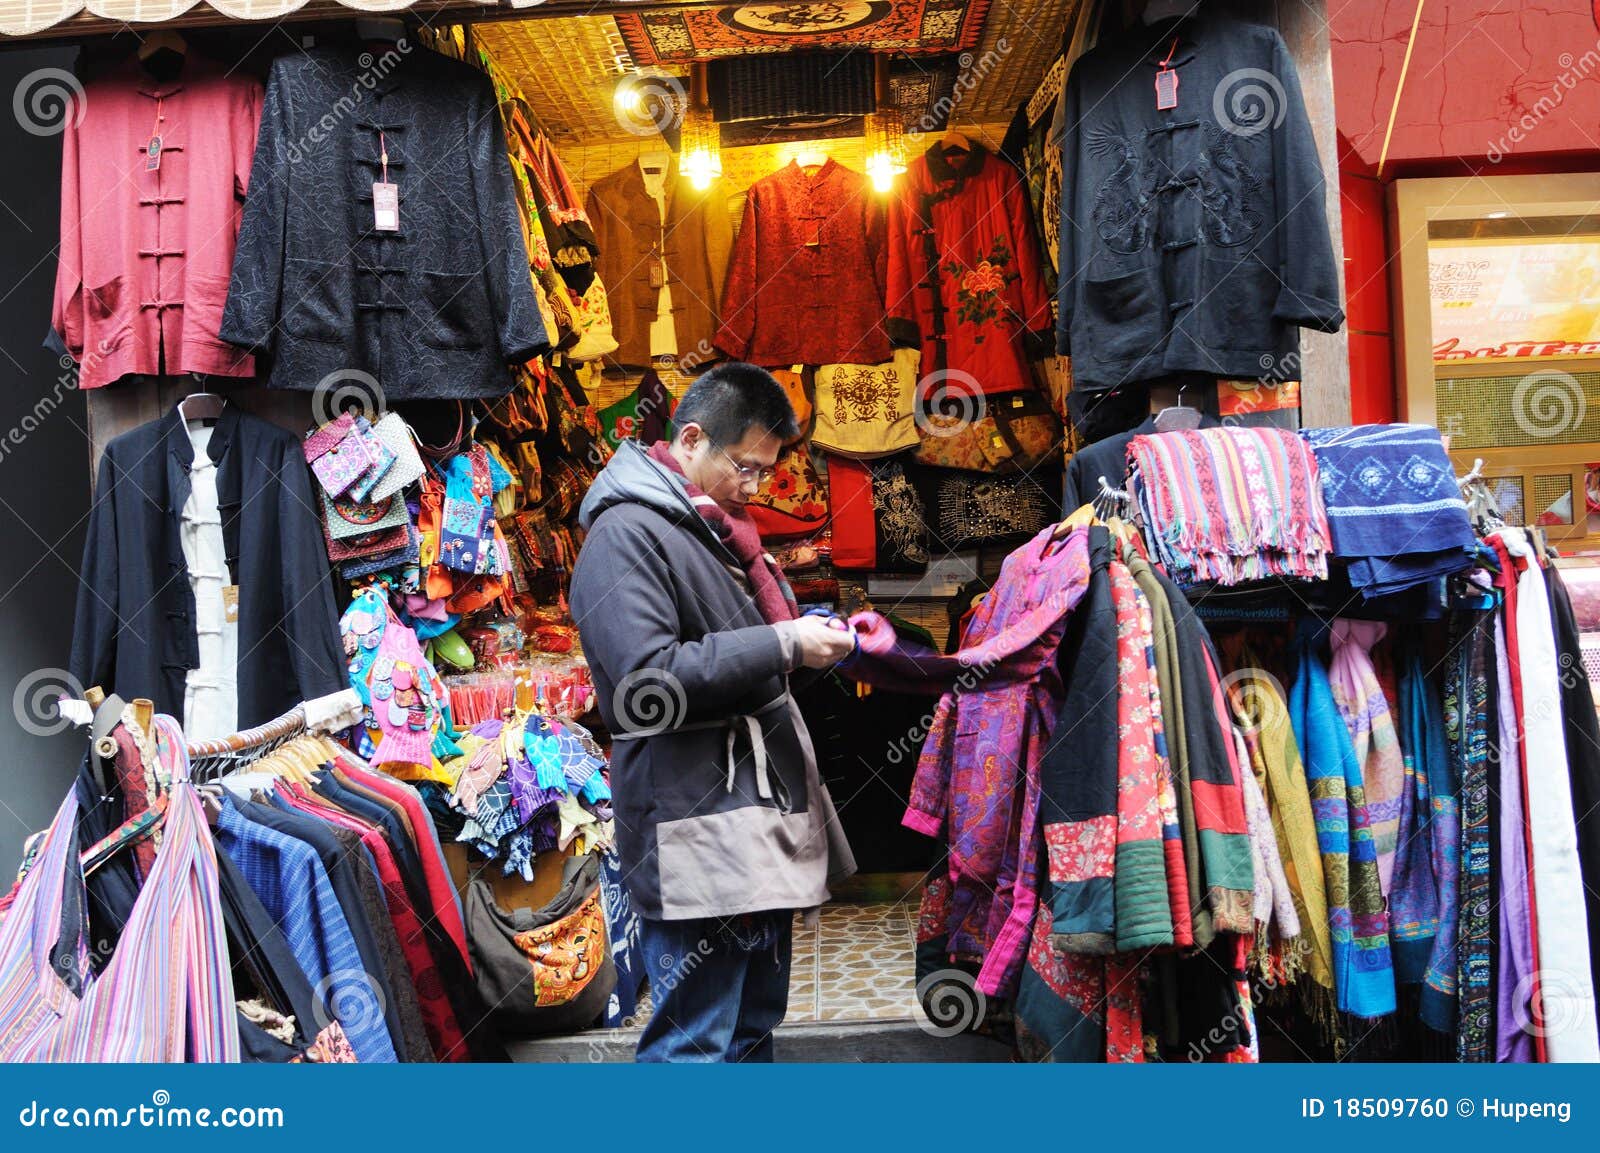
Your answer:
[647,441,797,626]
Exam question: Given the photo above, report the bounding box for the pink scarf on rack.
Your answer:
[647,440,798,626]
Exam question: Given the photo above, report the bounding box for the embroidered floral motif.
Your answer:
[944,237,1020,339]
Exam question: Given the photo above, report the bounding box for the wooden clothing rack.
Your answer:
[184,689,365,779]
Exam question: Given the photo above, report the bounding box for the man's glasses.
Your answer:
[711,442,777,488]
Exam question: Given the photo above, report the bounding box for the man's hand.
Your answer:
[792,615,857,669]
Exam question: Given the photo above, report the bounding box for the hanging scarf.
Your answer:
[1389,643,1460,1034]
[1326,620,1405,893]
[647,440,798,626]
[1127,426,1330,587]
[1299,423,1476,598]
[1223,654,1335,1012]
[1491,606,1538,1063]
[1290,632,1397,1020]
[1497,529,1600,1061]
[1450,611,1496,1061]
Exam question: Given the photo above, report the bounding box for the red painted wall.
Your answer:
[1330,0,1600,174]
[1328,0,1600,421]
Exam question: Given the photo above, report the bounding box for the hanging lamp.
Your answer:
[680,62,722,190]
[863,56,907,193]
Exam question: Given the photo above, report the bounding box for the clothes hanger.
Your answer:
[1142,0,1199,24]
[938,129,972,154]
[178,389,226,424]
[1153,381,1203,431]
[137,29,187,74]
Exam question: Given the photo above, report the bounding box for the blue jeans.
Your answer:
[636,912,792,1062]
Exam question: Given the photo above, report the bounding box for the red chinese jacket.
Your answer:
[716,158,890,366]
[886,143,1052,395]
[52,53,260,390]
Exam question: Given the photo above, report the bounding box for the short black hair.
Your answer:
[673,362,799,446]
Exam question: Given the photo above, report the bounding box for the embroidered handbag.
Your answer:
[771,367,813,442]
[915,460,1062,546]
[812,350,920,459]
[321,487,408,541]
[304,413,377,498]
[925,467,1058,548]
[868,455,929,572]
[367,412,428,502]
[914,387,1063,474]
[345,416,397,503]
[747,443,829,539]
[468,853,616,1036]
[825,453,875,569]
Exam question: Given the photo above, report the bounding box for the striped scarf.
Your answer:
[1127,427,1330,587]
[1290,634,1397,1020]
[1326,620,1405,893]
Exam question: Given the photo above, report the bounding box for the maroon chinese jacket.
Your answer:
[53,53,261,390]
[716,158,890,366]
[886,143,1052,395]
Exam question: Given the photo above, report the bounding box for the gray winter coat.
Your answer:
[570,441,855,921]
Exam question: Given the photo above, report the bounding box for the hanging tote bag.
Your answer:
[0,714,240,1062]
[467,853,615,1036]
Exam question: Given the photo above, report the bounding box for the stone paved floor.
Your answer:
[626,900,928,1028]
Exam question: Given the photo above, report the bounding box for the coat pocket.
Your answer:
[282,257,347,344]
[418,270,491,351]
[1083,265,1164,362]
[1201,255,1279,352]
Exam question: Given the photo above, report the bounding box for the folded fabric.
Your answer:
[1127,427,1330,587]
[1300,424,1475,597]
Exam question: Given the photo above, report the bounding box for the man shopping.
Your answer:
[570,362,857,1062]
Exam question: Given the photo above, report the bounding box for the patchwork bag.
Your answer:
[367,412,428,502]
[468,853,616,1036]
[320,488,408,541]
[914,387,1063,474]
[304,413,377,498]
[811,349,920,459]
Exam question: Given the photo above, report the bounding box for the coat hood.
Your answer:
[578,440,735,563]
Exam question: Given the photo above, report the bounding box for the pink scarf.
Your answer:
[647,441,798,626]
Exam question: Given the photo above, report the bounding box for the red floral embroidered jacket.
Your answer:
[885,143,1052,395]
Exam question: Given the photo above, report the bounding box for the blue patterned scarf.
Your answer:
[1301,424,1475,598]
[1290,631,1397,1020]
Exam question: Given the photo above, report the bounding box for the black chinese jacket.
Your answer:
[70,404,346,727]
[1056,12,1345,390]
[222,46,548,399]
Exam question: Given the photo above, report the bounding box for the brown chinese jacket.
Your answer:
[586,155,733,369]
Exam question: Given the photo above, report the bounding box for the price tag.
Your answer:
[648,256,666,290]
[145,135,162,172]
[222,585,240,624]
[1155,68,1179,110]
[373,181,399,232]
